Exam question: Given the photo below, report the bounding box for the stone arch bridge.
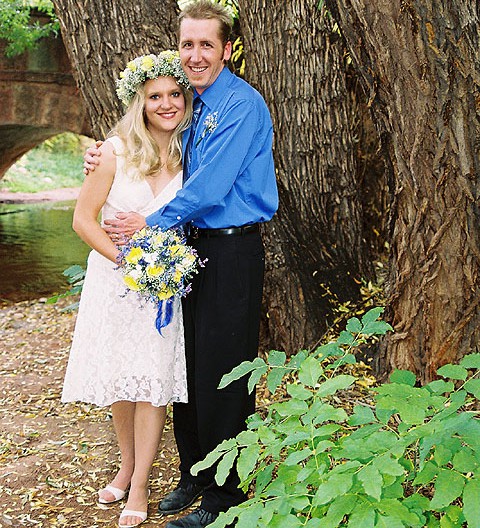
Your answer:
[0,30,91,179]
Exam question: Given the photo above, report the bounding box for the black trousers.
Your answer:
[173,230,265,514]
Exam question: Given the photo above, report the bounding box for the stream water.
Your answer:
[0,200,90,301]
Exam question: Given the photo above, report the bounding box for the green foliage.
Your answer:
[47,264,85,310]
[2,133,88,193]
[192,308,480,527]
[0,0,59,57]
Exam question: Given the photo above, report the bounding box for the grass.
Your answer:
[1,133,91,193]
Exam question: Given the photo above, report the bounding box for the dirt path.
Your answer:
[0,188,80,204]
[0,297,188,528]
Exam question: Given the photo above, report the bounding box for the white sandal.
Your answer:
[118,509,148,528]
[98,484,128,504]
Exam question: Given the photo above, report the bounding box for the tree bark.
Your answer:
[52,0,378,356]
[239,1,373,352]
[52,0,179,138]
[328,0,480,381]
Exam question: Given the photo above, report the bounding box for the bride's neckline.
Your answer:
[145,170,182,198]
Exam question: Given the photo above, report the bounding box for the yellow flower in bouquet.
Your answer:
[117,226,206,334]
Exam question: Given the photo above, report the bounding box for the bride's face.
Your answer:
[144,77,186,134]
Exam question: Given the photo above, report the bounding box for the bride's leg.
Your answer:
[99,400,135,502]
[119,402,166,527]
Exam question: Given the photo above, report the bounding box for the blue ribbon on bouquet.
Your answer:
[155,298,174,335]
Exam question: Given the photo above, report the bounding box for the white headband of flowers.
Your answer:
[116,50,190,106]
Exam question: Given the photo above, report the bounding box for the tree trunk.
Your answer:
[239,1,373,352]
[328,0,480,381]
[52,0,179,138]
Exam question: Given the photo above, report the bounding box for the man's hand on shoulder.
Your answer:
[83,140,104,175]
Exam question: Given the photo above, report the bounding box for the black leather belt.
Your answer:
[189,223,259,239]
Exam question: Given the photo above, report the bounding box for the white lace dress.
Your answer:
[61,136,187,408]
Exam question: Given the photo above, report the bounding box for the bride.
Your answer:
[61,51,192,528]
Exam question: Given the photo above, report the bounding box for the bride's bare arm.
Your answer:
[73,142,120,263]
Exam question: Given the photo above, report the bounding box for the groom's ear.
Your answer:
[223,40,232,63]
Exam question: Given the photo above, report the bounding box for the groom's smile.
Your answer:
[179,18,232,95]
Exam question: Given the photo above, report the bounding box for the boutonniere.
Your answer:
[196,112,218,146]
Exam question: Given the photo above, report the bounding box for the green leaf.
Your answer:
[378,498,422,526]
[348,405,376,426]
[375,515,404,528]
[326,353,357,369]
[235,503,264,528]
[215,447,238,486]
[464,378,480,398]
[315,342,342,359]
[338,330,355,345]
[346,317,362,333]
[389,369,416,386]
[316,374,356,397]
[237,444,260,483]
[267,350,287,367]
[264,513,303,528]
[361,320,393,335]
[191,438,236,475]
[298,356,324,387]
[288,349,309,368]
[413,461,438,485]
[312,405,348,425]
[219,357,266,389]
[434,445,453,467]
[273,399,309,417]
[358,465,382,500]
[463,478,480,528]
[452,448,477,474]
[348,501,376,527]
[313,472,354,506]
[267,367,288,394]
[425,379,454,394]
[255,463,274,493]
[460,353,480,369]
[324,494,357,526]
[436,364,468,381]
[287,383,313,400]
[361,306,385,325]
[373,454,405,477]
[430,469,465,509]
[284,448,312,466]
[248,365,267,394]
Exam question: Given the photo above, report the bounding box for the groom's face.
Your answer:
[179,17,232,95]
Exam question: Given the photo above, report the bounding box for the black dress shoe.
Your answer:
[166,507,219,528]
[158,482,205,515]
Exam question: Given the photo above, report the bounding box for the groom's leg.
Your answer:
[192,232,265,514]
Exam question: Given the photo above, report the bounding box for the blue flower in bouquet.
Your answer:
[117,226,204,333]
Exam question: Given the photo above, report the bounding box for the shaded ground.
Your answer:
[0,297,191,528]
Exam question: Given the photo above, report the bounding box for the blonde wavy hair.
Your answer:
[110,82,193,179]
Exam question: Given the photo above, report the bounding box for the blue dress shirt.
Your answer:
[146,67,278,229]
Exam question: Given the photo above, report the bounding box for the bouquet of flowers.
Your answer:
[117,226,203,334]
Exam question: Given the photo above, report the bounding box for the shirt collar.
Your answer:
[193,67,232,111]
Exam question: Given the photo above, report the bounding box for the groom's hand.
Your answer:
[104,212,147,244]
[83,140,104,175]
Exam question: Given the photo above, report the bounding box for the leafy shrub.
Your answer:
[192,308,480,527]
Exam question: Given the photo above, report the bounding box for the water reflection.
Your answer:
[0,201,90,301]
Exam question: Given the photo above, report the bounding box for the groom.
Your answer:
[86,1,278,526]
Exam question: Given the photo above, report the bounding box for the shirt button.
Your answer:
[176,216,181,220]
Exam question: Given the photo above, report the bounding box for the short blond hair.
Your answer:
[178,0,232,44]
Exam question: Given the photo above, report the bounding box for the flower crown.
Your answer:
[116,50,190,106]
